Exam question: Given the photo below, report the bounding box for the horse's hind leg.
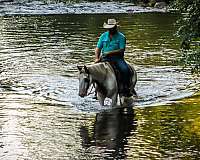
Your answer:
[111,93,118,107]
[119,94,127,106]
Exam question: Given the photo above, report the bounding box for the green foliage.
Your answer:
[181,48,200,73]
[171,0,200,71]
[173,0,200,49]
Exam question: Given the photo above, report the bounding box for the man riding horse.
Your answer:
[95,18,131,96]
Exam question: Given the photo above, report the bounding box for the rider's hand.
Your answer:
[95,58,100,63]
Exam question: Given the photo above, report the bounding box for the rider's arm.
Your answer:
[95,33,104,63]
[95,47,101,63]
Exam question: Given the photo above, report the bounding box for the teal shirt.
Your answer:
[97,31,126,58]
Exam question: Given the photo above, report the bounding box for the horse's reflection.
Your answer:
[80,105,137,158]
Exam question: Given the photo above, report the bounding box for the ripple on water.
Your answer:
[0,12,200,160]
[0,64,198,110]
[0,1,167,16]
[135,66,197,107]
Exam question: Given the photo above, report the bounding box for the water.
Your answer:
[0,2,200,160]
[0,1,166,15]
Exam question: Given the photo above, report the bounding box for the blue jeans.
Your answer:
[101,56,130,86]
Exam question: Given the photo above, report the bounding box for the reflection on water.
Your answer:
[0,12,200,159]
[131,103,200,159]
[1,101,200,159]
[80,107,136,159]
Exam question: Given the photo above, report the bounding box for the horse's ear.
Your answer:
[84,65,89,74]
[77,65,83,72]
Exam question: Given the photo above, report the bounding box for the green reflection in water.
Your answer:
[0,12,200,160]
[129,96,200,159]
[80,95,200,159]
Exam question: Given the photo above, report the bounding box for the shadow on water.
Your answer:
[80,105,137,159]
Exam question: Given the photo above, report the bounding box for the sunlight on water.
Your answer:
[0,1,166,15]
[0,9,200,159]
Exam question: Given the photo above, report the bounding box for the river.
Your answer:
[0,1,200,160]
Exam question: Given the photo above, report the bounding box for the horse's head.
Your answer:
[77,65,92,97]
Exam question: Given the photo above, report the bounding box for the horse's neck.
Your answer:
[88,63,109,82]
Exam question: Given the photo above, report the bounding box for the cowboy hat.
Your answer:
[103,19,119,29]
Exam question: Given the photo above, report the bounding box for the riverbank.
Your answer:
[0,1,168,16]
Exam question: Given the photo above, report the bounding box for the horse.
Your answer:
[77,62,137,107]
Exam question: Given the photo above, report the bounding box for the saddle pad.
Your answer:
[108,62,134,93]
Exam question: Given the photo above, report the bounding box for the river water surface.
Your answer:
[0,1,200,160]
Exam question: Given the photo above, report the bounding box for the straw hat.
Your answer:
[103,19,119,29]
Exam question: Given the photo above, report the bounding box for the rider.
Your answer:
[95,18,131,96]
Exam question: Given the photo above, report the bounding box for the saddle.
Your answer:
[109,62,134,96]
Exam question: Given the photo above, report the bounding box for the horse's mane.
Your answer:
[87,62,113,82]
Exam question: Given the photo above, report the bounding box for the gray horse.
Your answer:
[77,62,137,106]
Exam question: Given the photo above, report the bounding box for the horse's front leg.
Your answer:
[111,93,118,107]
[97,91,106,106]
